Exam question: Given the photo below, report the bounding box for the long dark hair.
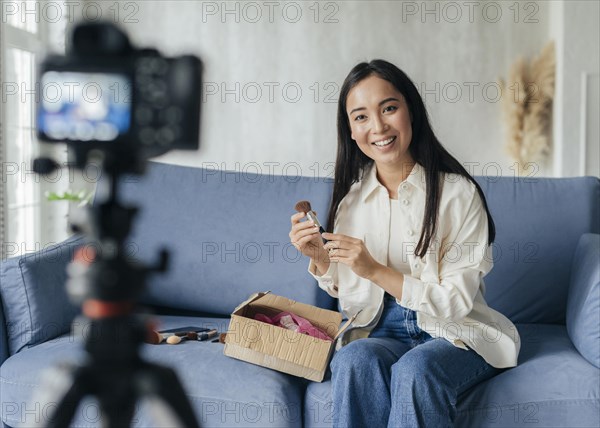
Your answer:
[326,59,495,258]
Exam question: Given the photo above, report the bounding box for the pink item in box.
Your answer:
[254,311,332,341]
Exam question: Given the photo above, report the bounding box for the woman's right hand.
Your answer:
[289,212,328,262]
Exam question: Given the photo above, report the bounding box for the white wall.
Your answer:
[550,0,600,177]
[90,0,597,178]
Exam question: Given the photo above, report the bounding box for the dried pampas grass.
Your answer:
[499,42,555,175]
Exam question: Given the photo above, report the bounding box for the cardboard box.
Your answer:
[223,291,355,382]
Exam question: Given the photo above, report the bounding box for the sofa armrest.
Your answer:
[566,233,600,368]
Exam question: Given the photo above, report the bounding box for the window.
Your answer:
[1,1,69,259]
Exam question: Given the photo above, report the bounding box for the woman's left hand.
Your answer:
[322,232,382,280]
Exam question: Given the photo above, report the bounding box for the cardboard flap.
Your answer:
[232,291,271,314]
[333,310,362,341]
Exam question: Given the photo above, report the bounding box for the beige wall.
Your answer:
[83,0,598,178]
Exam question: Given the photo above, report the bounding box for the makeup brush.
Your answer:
[166,331,201,344]
[145,331,198,345]
[294,200,328,243]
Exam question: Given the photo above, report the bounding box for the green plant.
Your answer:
[45,190,92,207]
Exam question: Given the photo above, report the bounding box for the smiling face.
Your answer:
[346,75,414,171]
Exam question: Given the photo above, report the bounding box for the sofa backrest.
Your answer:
[119,162,336,316]
[121,164,599,324]
[475,176,599,324]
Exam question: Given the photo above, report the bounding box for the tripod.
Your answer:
[34,157,200,428]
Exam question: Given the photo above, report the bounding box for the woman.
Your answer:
[289,60,520,427]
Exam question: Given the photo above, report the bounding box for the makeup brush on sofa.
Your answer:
[294,200,329,243]
[145,330,219,345]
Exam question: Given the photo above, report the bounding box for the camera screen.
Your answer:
[38,71,131,142]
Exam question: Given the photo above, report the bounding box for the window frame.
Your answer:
[1,5,69,259]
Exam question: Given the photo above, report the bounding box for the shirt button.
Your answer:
[402,199,409,206]
[413,262,420,269]
[401,184,409,191]
[407,230,414,236]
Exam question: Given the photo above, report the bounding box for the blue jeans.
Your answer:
[330,294,502,428]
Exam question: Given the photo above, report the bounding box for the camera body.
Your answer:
[37,22,202,172]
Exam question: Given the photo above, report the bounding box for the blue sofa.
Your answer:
[1,161,599,427]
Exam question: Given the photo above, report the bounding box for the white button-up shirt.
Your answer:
[309,162,520,368]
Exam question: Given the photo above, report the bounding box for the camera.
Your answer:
[36,22,202,173]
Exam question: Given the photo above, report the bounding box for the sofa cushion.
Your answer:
[304,324,600,428]
[476,176,600,324]
[118,162,336,316]
[0,315,306,427]
[566,233,600,368]
[0,235,83,355]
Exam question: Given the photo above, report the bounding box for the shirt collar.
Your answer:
[360,162,426,202]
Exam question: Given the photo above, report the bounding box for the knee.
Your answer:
[330,339,381,376]
[391,349,435,384]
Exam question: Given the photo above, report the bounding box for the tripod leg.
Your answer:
[143,396,188,428]
[98,398,137,428]
[93,366,139,428]
[138,363,200,428]
[45,367,90,428]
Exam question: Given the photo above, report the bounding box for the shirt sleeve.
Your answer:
[308,259,339,298]
[399,186,493,320]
